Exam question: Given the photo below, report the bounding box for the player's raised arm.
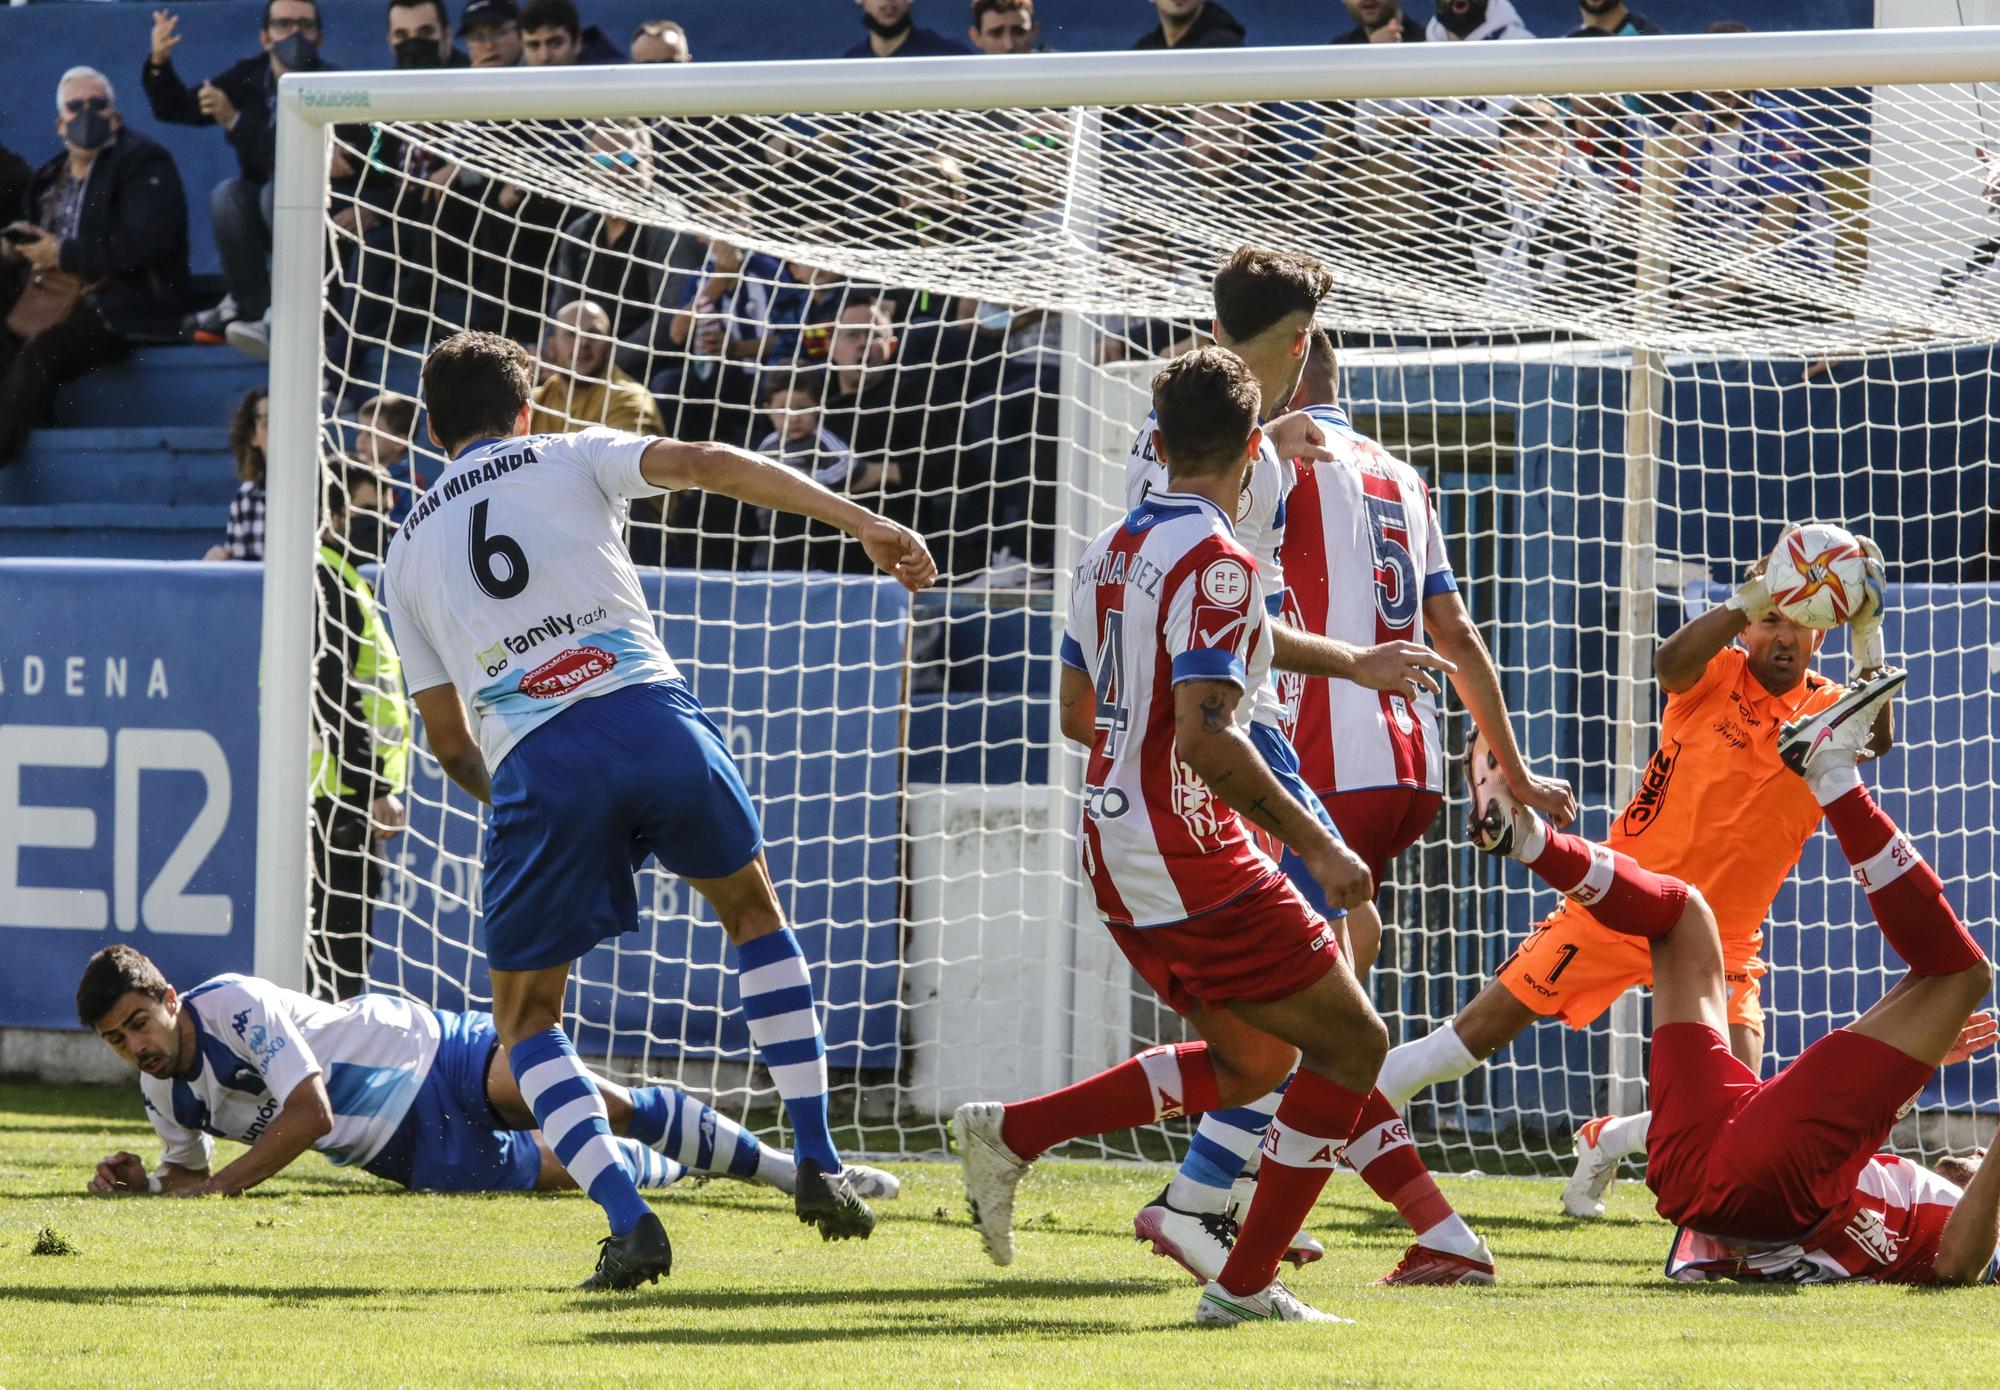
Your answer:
[1425,587,1576,827]
[638,437,936,592]
[1172,679,1371,911]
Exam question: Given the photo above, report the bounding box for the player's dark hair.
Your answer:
[1296,326,1338,409]
[519,0,579,38]
[76,945,171,1029]
[421,331,533,453]
[1151,347,1261,479]
[265,0,322,30]
[1210,246,1333,345]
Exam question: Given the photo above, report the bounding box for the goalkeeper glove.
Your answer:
[1726,568,1775,623]
[1847,533,1889,675]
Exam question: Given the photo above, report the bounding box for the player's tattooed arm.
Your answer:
[1172,679,1371,910]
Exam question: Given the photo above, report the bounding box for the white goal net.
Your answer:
[275,37,2000,1170]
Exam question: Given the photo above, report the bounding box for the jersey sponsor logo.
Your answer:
[229,1009,286,1068]
[400,444,540,540]
[1619,739,1682,837]
[1193,604,1249,652]
[1083,784,1131,820]
[1200,558,1250,606]
[519,646,618,700]
[238,1092,283,1145]
[1172,759,1222,842]
[1843,1206,1901,1265]
[479,607,610,677]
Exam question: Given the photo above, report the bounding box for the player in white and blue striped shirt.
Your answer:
[76,947,898,1208]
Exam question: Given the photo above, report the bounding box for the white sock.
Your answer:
[1418,1212,1485,1258]
[612,1137,687,1189]
[1377,1023,1479,1113]
[1512,812,1549,863]
[1597,1110,1651,1159]
[1806,751,1863,806]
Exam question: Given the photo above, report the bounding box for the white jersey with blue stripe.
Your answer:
[1126,409,1290,729]
[382,427,683,771]
[138,976,440,1171]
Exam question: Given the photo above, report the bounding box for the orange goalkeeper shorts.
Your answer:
[1494,900,1766,1034]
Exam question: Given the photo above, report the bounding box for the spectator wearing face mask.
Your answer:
[0,67,188,463]
[520,0,627,65]
[1567,0,1662,38]
[385,0,469,71]
[142,3,345,347]
[845,1,973,58]
[1429,0,1532,42]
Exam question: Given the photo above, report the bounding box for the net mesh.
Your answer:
[305,76,2000,1169]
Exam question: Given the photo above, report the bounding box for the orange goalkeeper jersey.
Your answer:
[1559,645,1843,951]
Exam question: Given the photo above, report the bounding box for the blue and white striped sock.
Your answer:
[510,1028,652,1236]
[627,1086,787,1185]
[732,927,839,1172]
[1166,1079,1290,1213]
[611,1137,686,1190]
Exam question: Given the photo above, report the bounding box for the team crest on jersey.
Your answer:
[1235,473,1255,523]
[1200,558,1249,606]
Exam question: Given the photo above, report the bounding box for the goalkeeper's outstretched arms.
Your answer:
[639,437,937,593]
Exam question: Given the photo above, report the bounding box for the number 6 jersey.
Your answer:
[1059,488,1281,928]
[382,427,682,770]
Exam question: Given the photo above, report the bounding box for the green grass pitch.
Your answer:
[3,1083,1996,1389]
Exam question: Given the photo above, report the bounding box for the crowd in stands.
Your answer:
[0,1,1917,586]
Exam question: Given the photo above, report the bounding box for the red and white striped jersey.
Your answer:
[1278,404,1458,795]
[1666,1156,1995,1286]
[1060,489,1280,928]
[1127,409,1291,730]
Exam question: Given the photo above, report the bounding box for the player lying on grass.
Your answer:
[1465,677,2000,1286]
[383,332,935,1288]
[1380,526,1892,1219]
[958,347,1408,1326]
[76,946,899,1208]
[1124,253,1497,1287]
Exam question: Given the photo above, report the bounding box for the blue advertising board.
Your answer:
[1,560,909,1071]
[0,561,262,1029]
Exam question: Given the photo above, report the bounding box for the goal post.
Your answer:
[265,28,2000,1166]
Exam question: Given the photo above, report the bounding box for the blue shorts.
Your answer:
[363,1010,542,1193]
[482,680,764,973]
[1248,721,1345,921]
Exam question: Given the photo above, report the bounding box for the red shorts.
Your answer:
[1106,872,1340,1016]
[1646,1022,1933,1242]
[1324,787,1444,889]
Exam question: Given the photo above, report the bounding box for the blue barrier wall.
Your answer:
[0,0,1872,280]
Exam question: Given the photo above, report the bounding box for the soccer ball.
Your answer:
[1763,523,1869,629]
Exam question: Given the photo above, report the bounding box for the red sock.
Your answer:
[1342,1088,1454,1237]
[1217,1070,1368,1296]
[1000,1042,1220,1161]
[1526,827,1687,940]
[1822,786,1985,976]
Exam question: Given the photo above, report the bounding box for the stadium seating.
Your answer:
[0,0,1873,563]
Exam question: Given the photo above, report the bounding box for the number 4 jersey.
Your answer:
[1279,404,1458,796]
[1060,489,1281,928]
[382,427,681,769]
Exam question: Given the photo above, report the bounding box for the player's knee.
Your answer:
[1302,1007,1388,1081]
[1210,1037,1298,1106]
